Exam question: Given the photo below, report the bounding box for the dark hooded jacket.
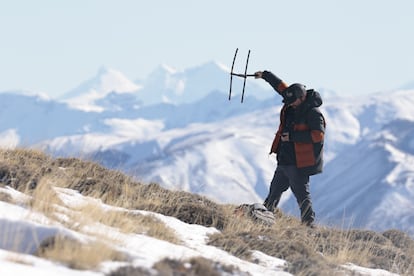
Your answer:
[262,71,326,176]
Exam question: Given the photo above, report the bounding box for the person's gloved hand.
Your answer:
[254,71,263,79]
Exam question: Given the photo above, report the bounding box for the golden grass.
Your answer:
[0,191,13,203]
[36,235,126,270]
[70,201,179,244]
[0,149,182,270]
[210,206,414,275]
[29,177,63,217]
[1,148,414,275]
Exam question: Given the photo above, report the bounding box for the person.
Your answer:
[254,70,326,227]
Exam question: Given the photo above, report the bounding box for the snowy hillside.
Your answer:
[0,149,409,276]
[0,182,402,276]
[0,183,290,276]
[0,62,414,237]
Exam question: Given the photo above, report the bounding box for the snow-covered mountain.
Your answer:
[136,61,271,106]
[0,92,101,145]
[59,61,271,114]
[1,63,414,236]
[61,67,141,112]
[312,120,414,232]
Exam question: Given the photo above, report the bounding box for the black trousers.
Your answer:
[264,165,315,224]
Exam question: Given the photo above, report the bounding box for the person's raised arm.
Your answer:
[255,70,288,96]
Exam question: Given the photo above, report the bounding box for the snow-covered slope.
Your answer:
[0,185,399,276]
[0,186,291,276]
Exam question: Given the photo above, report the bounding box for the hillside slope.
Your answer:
[0,149,412,275]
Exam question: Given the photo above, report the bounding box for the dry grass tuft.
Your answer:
[134,213,179,244]
[29,177,63,218]
[70,202,179,244]
[36,235,126,270]
[0,191,13,203]
[106,265,153,276]
[108,256,243,276]
[153,257,242,276]
[0,148,52,191]
[133,188,228,230]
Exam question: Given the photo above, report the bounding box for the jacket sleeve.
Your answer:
[290,108,325,143]
[261,71,288,95]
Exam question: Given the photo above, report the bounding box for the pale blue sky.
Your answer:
[1,0,413,97]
